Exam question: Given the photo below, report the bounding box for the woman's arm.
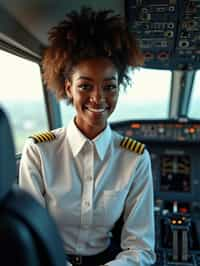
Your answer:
[106,150,156,266]
[19,140,46,206]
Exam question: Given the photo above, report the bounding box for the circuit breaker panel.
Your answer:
[125,0,200,70]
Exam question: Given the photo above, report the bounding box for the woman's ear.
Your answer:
[65,80,73,100]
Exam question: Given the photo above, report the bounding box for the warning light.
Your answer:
[131,123,140,129]
[179,207,188,213]
[189,127,195,134]
[175,124,182,128]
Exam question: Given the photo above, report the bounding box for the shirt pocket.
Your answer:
[94,190,125,227]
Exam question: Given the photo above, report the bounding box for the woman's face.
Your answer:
[65,57,119,139]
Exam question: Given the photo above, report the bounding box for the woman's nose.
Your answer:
[89,87,105,103]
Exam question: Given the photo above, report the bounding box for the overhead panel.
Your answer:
[125,0,200,70]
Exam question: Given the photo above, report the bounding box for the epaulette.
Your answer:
[29,131,56,144]
[120,136,145,154]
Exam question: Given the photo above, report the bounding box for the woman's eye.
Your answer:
[78,84,92,91]
[104,84,117,92]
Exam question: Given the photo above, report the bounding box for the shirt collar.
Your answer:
[67,118,112,160]
[67,118,87,157]
[93,125,112,160]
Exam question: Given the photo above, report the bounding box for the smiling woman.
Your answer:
[2,2,200,266]
[19,7,155,266]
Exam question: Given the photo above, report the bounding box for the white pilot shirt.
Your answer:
[19,118,156,266]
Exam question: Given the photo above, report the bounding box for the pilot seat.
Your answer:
[0,107,67,266]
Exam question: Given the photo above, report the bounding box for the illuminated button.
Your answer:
[171,220,177,224]
[179,207,188,213]
[178,220,183,224]
[189,127,195,134]
[158,127,165,134]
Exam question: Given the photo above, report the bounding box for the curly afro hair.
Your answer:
[42,7,144,103]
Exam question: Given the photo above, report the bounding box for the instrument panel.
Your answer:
[160,154,191,192]
[111,119,200,142]
[125,0,200,70]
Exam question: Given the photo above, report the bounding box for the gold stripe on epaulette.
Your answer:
[29,131,56,144]
[120,137,145,154]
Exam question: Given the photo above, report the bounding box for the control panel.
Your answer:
[111,120,200,142]
[160,154,191,193]
[125,0,200,70]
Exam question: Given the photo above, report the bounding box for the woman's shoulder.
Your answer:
[112,130,146,156]
[27,127,66,145]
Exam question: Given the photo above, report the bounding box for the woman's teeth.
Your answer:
[86,106,106,112]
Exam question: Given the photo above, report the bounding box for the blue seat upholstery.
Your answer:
[0,107,66,266]
[0,108,16,201]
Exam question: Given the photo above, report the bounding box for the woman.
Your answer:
[19,7,156,266]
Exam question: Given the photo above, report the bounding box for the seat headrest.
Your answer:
[0,107,17,201]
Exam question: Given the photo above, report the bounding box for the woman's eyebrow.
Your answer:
[77,76,117,81]
[77,76,92,81]
[104,77,117,81]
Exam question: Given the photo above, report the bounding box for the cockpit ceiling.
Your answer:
[0,0,124,46]
[0,0,200,70]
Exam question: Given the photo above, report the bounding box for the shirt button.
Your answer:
[87,176,93,181]
[84,201,90,207]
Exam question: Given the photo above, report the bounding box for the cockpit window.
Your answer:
[109,68,172,122]
[188,70,200,119]
[0,49,49,153]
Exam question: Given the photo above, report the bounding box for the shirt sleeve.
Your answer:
[19,140,46,206]
[106,149,156,266]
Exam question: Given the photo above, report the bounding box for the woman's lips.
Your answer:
[85,105,108,113]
